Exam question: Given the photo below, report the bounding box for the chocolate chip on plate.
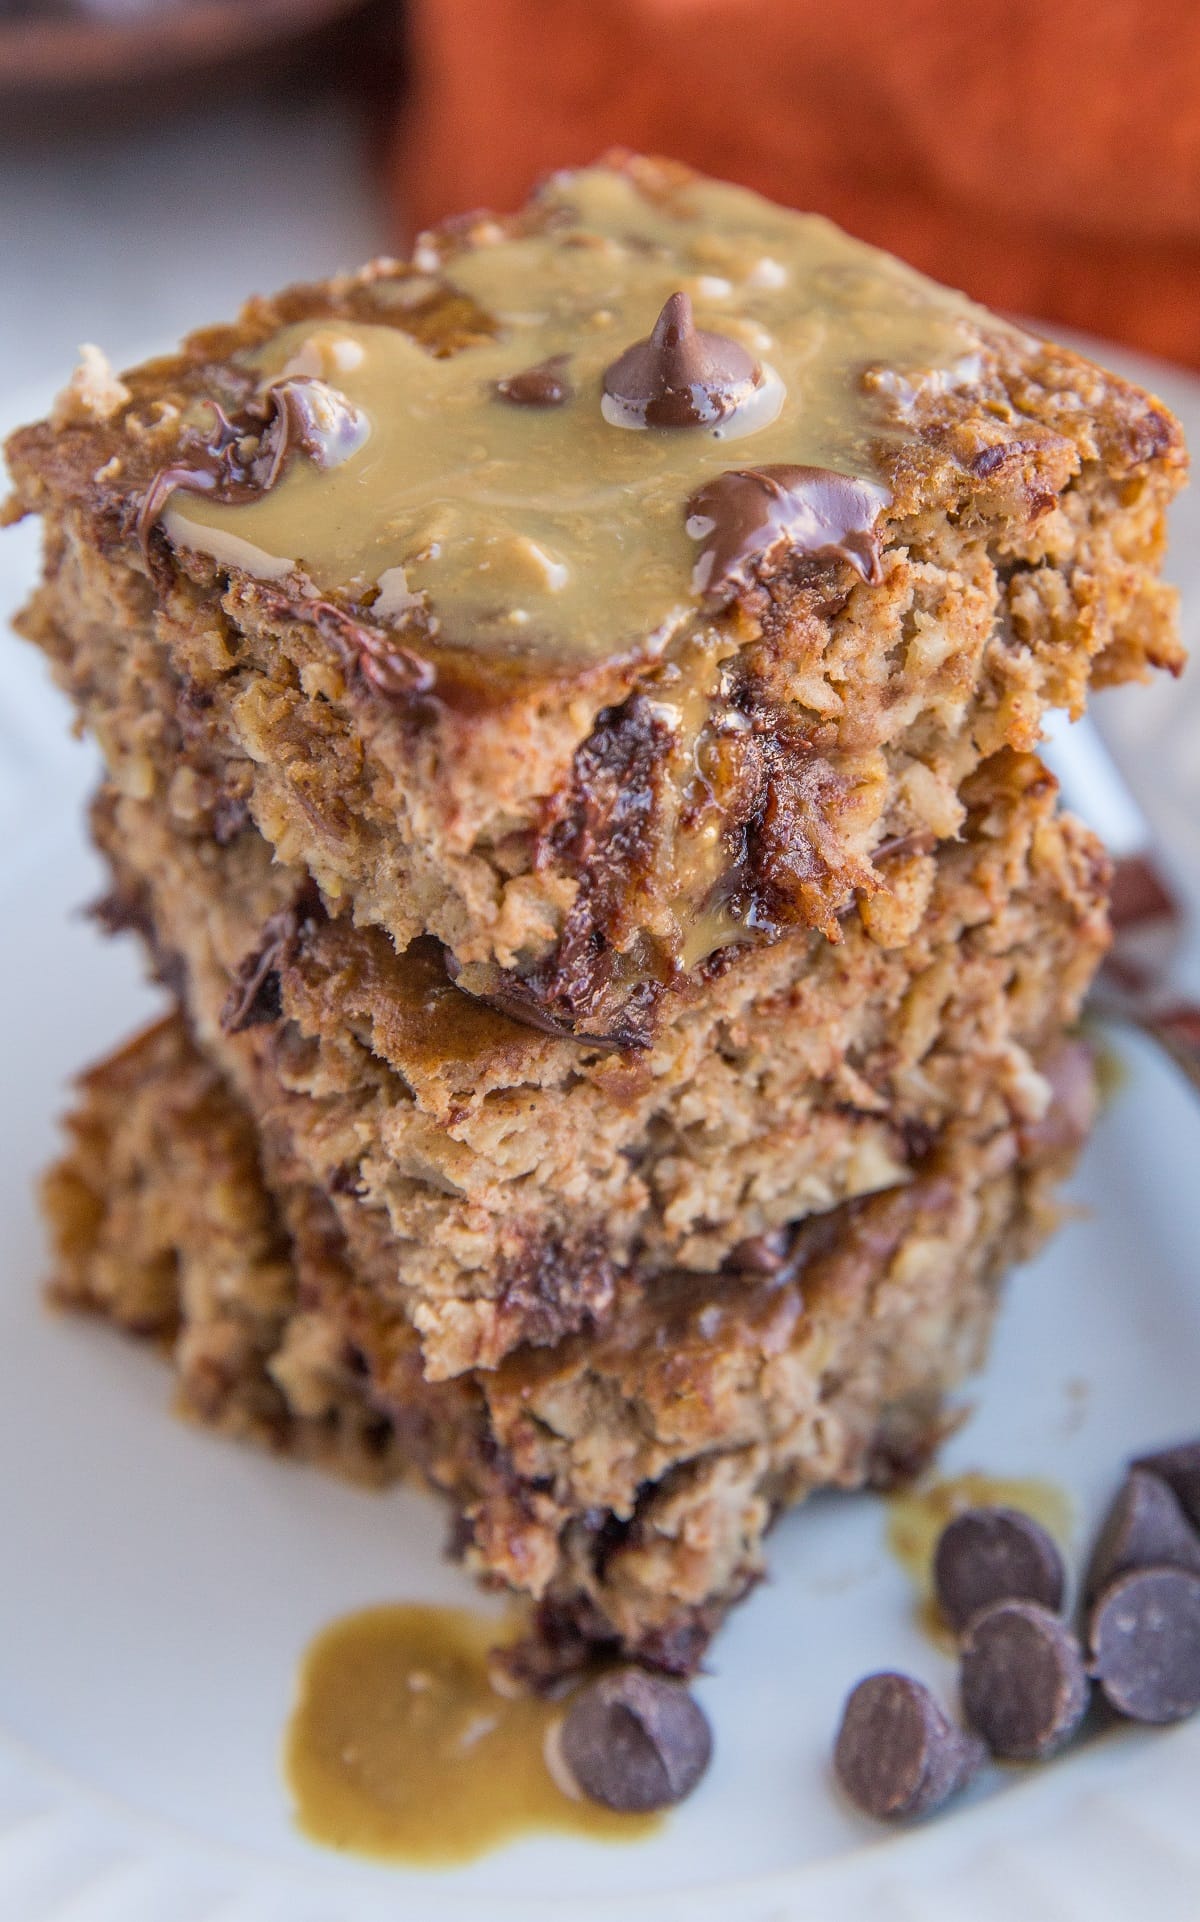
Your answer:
[833,1672,984,1821]
[960,1599,1090,1761]
[1132,1439,1200,1532]
[933,1505,1066,1633]
[1084,1468,1200,1604]
[1088,1565,1200,1724]
[558,1668,712,1812]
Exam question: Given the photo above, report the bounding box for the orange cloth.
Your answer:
[390,0,1200,367]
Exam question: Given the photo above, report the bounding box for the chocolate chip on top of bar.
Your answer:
[685,465,890,600]
[600,289,773,430]
[135,374,369,556]
[150,163,994,668]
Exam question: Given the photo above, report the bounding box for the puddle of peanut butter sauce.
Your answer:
[285,1603,659,1865]
[163,164,997,670]
[886,1472,1073,1651]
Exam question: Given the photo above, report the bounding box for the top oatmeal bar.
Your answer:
[4,154,1185,1041]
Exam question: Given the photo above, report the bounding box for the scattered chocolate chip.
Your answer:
[933,1506,1066,1633]
[88,879,151,942]
[1088,1565,1200,1724]
[495,354,572,407]
[1132,1439,1200,1532]
[833,1673,984,1821]
[863,1410,948,1492]
[685,464,889,604]
[558,1667,712,1812]
[1084,1469,1200,1605]
[602,291,763,429]
[225,966,282,1032]
[960,1600,1090,1761]
[971,443,1010,479]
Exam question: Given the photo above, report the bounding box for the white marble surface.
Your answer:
[0,88,388,395]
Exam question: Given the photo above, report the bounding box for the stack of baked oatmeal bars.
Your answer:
[5,156,1185,1678]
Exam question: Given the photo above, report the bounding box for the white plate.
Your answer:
[1,345,1198,1922]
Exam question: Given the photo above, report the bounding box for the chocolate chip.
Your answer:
[933,1506,1066,1633]
[221,899,306,1034]
[971,443,1010,479]
[1084,1469,1200,1605]
[725,1229,791,1275]
[138,377,366,559]
[224,966,282,1031]
[558,1668,712,1812]
[1132,1438,1200,1531]
[833,1673,984,1821]
[685,464,888,604]
[268,376,369,472]
[1088,1565,1200,1724]
[495,354,572,407]
[960,1600,1090,1760]
[602,291,763,429]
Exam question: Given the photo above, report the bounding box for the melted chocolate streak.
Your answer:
[136,378,334,557]
[688,465,888,602]
[260,591,435,702]
[442,954,643,1053]
[137,383,435,703]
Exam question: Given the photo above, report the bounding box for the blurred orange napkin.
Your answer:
[391,0,1200,368]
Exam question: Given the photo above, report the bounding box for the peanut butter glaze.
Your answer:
[285,1603,659,1864]
[159,162,999,672]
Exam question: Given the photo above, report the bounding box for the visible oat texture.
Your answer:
[4,153,1184,1040]
[8,154,1186,1674]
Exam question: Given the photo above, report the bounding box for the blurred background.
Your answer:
[2,0,1199,400]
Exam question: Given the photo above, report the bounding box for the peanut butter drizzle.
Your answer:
[887,1473,1073,1651]
[164,164,997,670]
[284,1603,659,1865]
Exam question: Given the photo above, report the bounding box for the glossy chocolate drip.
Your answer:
[686,464,890,602]
[495,354,572,407]
[602,291,763,429]
[137,376,367,561]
